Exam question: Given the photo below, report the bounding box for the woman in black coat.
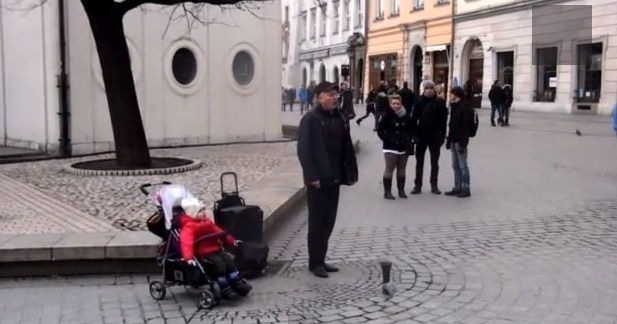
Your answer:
[377,94,414,200]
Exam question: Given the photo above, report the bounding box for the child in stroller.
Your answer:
[178,197,252,300]
[144,183,251,308]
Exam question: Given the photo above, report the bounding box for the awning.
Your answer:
[426,45,447,52]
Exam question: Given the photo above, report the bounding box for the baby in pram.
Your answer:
[178,197,253,300]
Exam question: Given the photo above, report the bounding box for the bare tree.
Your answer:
[77,0,269,168]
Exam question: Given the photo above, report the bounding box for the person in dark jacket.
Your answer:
[503,84,513,126]
[377,94,413,200]
[357,87,378,130]
[410,80,448,195]
[375,82,389,117]
[488,80,506,126]
[398,81,416,113]
[307,83,315,110]
[297,81,358,279]
[340,83,356,120]
[445,87,475,198]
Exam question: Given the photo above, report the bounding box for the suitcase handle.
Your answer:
[220,172,239,197]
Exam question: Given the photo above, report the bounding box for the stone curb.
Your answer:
[62,157,203,177]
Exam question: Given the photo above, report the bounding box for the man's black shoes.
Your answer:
[324,263,339,272]
[458,188,471,198]
[310,266,329,278]
[445,188,461,196]
[410,187,421,195]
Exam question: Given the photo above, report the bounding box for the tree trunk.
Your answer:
[80,0,151,167]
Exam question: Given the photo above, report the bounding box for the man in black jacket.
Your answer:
[340,82,356,120]
[297,81,359,278]
[410,80,448,195]
[445,87,474,198]
[398,81,416,112]
[488,80,505,126]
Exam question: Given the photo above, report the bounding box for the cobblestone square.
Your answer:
[0,110,616,323]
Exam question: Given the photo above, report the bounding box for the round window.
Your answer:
[232,51,255,86]
[172,48,197,86]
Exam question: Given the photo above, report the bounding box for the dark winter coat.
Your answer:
[447,101,475,149]
[398,87,415,112]
[375,86,389,114]
[340,89,355,119]
[297,105,358,187]
[488,85,506,106]
[503,86,513,108]
[410,96,448,143]
[377,109,414,153]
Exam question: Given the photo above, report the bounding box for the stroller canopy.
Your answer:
[156,184,195,229]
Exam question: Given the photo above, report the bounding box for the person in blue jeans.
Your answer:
[488,80,506,127]
[445,86,475,198]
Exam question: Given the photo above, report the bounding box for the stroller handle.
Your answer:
[139,181,172,196]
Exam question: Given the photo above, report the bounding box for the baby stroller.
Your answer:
[141,182,224,309]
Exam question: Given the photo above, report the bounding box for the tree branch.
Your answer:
[116,0,264,15]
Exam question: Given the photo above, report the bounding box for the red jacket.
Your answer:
[178,213,235,260]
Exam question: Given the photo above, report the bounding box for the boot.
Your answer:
[230,278,253,297]
[397,177,408,199]
[458,188,471,198]
[383,178,395,200]
[410,186,421,195]
[431,184,441,195]
[444,188,462,196]
[217,277,239,300]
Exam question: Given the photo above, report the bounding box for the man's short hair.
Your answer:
[313,81,337,96]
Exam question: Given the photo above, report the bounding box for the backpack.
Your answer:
[470,110,479,138]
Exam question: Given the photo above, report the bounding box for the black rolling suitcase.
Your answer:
[213,172,269,278]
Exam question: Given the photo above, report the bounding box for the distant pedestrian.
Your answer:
[298,86,309,114]
[307,83,315,110]
[377,94,413,200]
[375,82,389,124]
[297,81,358,279]
[445,86,475,198]
[410,80,448,195]
[340,83,356,120]
[502,84,513,126]
[398,81,416,113]
[489,80,506,126]
[435,84,446,100]
[286,88,297,112]
[281,87,286,112]
[357,87,378,130]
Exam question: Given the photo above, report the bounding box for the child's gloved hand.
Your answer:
[187,259,197,266]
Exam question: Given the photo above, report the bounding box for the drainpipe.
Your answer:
[448,0,456,98]
[57,0,71,157]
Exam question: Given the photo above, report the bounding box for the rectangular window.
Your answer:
[355,0,363,27]
[376,0,384,19]
[332,1,340,34]
[343,0,350,31]
[284,6,289,23]
[300,12,307,41]
[535,47,557,102]
[391,0,399,15]
[320,6,327,36]
[414,0,424,10]
[577,43,603,103]
[310,8,316,40]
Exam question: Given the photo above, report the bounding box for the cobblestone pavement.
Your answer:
[0,142,296,233]
[0,110,616,323]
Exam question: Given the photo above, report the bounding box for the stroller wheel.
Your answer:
[149,281,166,300]
[198,290,216,309]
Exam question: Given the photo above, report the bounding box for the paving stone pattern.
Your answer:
[0,142,296,233]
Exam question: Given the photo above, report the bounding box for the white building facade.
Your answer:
[452,0,617,114]
[0,0,282,155]
[282,0,367,96]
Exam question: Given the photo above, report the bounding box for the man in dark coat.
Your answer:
[398,81,416,112]
[297,81,358,278]
[410,80,448,195]
[503,84,513,126]
[340,82,356,120]
[488,80,506,126]
[375,81,389,120]
[445,86,475,198]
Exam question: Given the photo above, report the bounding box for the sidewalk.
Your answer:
[0,140,306,276]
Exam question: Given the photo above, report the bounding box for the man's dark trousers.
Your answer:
[307,184,340,270]
[414,140,441,188]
